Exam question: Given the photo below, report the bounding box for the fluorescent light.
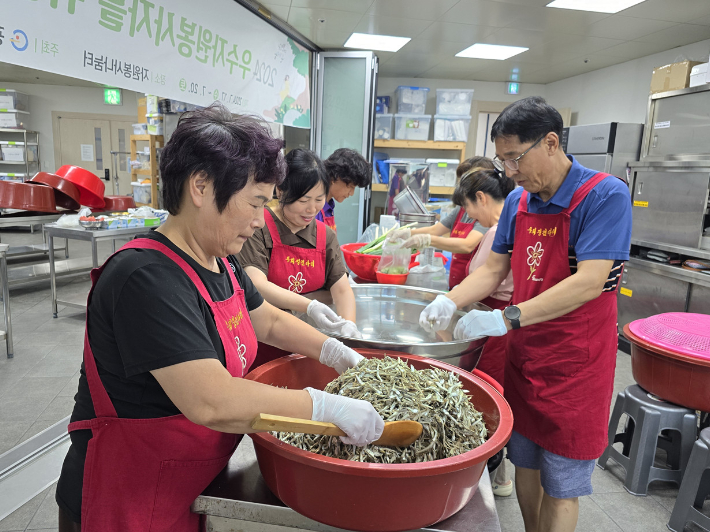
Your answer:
[456,43,528,60]
[344,33,410,52]
[546,0,646,14]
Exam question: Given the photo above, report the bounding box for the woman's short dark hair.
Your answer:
[324,148,371,188]
[160,103,286,215]
[456,156,495,178]
[452,169,516,206]
[490,96,563,145]
[278,149,329,206]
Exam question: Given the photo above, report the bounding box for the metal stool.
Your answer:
[597,384,697,496]
[668,427,710,532]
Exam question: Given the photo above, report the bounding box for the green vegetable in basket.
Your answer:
[356,223,415,256]
[381,266,409,275]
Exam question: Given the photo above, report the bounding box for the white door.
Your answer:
[57,117,112,178]
[109,120,135,195]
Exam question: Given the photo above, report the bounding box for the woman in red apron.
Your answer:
[387,157,496,289]
[237,149,361,369]
[317,148,372,234]
[56,106,383,532]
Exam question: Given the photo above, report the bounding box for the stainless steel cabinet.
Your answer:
[688,284,710,315]
[646,87,710,159]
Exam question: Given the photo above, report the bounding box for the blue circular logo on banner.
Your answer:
[11,30,28,52]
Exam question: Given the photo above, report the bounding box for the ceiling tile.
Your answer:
[692,14,710,26]
[512,69,555,84]
[468,62,546,82]
[353,14,432,38]
[583,15,677,41]
[439,0,538,28]
[505,6,610,33]
[287,7,361,37]
[620,0,710,23]
[261,3,291,21]
[314,31,357,49]
[259,0,291,6]
[366,0,459,21]
[398,39,470,56]
[290,0,373,14]
[489,0,551,7]
[599,39,675,60]
[511,43,584,66]
[634,23,710,47]
[416,22,494,44]
[544,35,626,57]
[479,27,572,48]
[419,57,493,79]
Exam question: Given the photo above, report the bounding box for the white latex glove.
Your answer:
[419,294,457,332]
[306,387,384,446]
[307,300,343,330]
[453,309,508,341]
[387,228,411,242]
[403,233,431,250]
[319,337,364,374]
[337,320,364,339]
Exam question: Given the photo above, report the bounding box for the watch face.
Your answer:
[505,306,521,320]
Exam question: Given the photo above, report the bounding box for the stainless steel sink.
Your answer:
[300,284,491,371]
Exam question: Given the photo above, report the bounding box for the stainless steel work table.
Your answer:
[0,212,70,258]
[193,437,501,532]
[0,244,13,358]
[44,224,156,317]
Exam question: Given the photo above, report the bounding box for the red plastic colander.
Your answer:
[628,313,710,360]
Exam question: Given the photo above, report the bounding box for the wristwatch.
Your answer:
[503,305,522,330]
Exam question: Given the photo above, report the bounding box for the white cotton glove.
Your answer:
[387,228,411,242]
[306,387,384,446]
[307,300,343,330]
[453,309,508,341]
[403,233,431,250]
[319,337,364,374]
[337,320,364,339]
[419,295,458,332]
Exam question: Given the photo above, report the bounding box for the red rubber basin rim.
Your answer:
[246,351,514,477]
[623,324,710,368]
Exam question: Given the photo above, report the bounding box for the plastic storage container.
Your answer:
[376,96,390,114]
[132,182,152,204]
[136,151,150,169]
[132,123,148,135]
[0,110,29,129]
[0,173,26,181]
[434,114,472,142]
[396,86,430,114]
[0,142,37,162]
[0,90,29,111]
[145,95,159,115]
[427,159,459,187]
[374,113,393,140]
[436,89,474,115]
[394,114,431,141]
[146,114,164,135]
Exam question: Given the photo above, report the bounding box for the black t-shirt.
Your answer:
[56,231,263,523]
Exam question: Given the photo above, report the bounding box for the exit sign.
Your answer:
[507,82,520,95]
[104,88,122,105]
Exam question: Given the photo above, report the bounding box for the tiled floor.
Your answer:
[0,226,707,532]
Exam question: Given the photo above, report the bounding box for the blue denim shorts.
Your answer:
[507,430,595,499]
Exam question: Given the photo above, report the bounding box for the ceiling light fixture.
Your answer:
[344,33,410,52]
[456,43,528,60]
[546,0,646,14]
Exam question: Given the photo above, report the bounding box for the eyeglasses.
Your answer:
[493,135,545,173]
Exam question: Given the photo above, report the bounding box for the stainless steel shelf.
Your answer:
[631,239,710,261]
[0,160,39,165]
[0,129,38,134]
[628,257,710,289]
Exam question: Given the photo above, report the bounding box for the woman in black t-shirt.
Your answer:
[56,104,384,532]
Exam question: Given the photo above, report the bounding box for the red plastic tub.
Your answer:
[375,270,408,285]
[55,165,106,208]
[245,350,513,532]
[341,243,419,282]
[0,181,57,212]
[103,195,136,211]
[29,172,80,210]
[624,322,710,411]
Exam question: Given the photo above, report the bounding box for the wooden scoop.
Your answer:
[252,413,423,447]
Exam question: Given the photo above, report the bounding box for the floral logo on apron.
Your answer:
[234,335,248,371]
[527,241,544,281]
[288,271,307,293]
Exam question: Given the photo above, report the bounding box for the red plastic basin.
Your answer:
[245,350,513,532]
[103,195,136,211]
[341,243,419,282]
[375,270,408,285]
[624,323,710,411]
[29,172,80,211]
[0,181,57,212]
[55,165,105,208]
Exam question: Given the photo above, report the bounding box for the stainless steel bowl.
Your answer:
[79,220,102,229]
[301,284,491,370]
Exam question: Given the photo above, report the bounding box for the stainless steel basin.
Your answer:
[300,284,491,371]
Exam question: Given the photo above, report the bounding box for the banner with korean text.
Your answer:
[0,0,312,127]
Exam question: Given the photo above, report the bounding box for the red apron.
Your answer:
[68,238,257,531]
[504,172,619,460]
[319,206,337,233]
[254,209,327,369]
[476,296,509,390]
[448,208,479,289]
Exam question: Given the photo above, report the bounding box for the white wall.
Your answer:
[5,83,139,172]
[545,39,710,126]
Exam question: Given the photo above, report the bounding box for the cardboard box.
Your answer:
[137,97,147,124]
[650,61,703,94]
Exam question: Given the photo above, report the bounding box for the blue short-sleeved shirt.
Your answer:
[316,198,335,223]
[491,156,632,262]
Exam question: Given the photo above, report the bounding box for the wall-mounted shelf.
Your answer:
[130,134,163,208]
[371,183,454,195]
[373,140,466,163]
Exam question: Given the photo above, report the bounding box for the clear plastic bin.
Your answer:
[0,90,29,111]
[375,114,393,140]
[0,110,29,129]
[132,182,152,204]
[394,114,431,141]
[146,114,164,135]
[433,114,471,142]
[0,142,37,162]
[132,123,147,135]
[436,89,474,115]
[396,86,430,114]
[426,159,459,187]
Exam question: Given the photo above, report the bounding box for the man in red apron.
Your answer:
[317,148,371,233]
[447,97,632,532]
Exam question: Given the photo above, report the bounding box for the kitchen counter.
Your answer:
[193,436,501,532]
